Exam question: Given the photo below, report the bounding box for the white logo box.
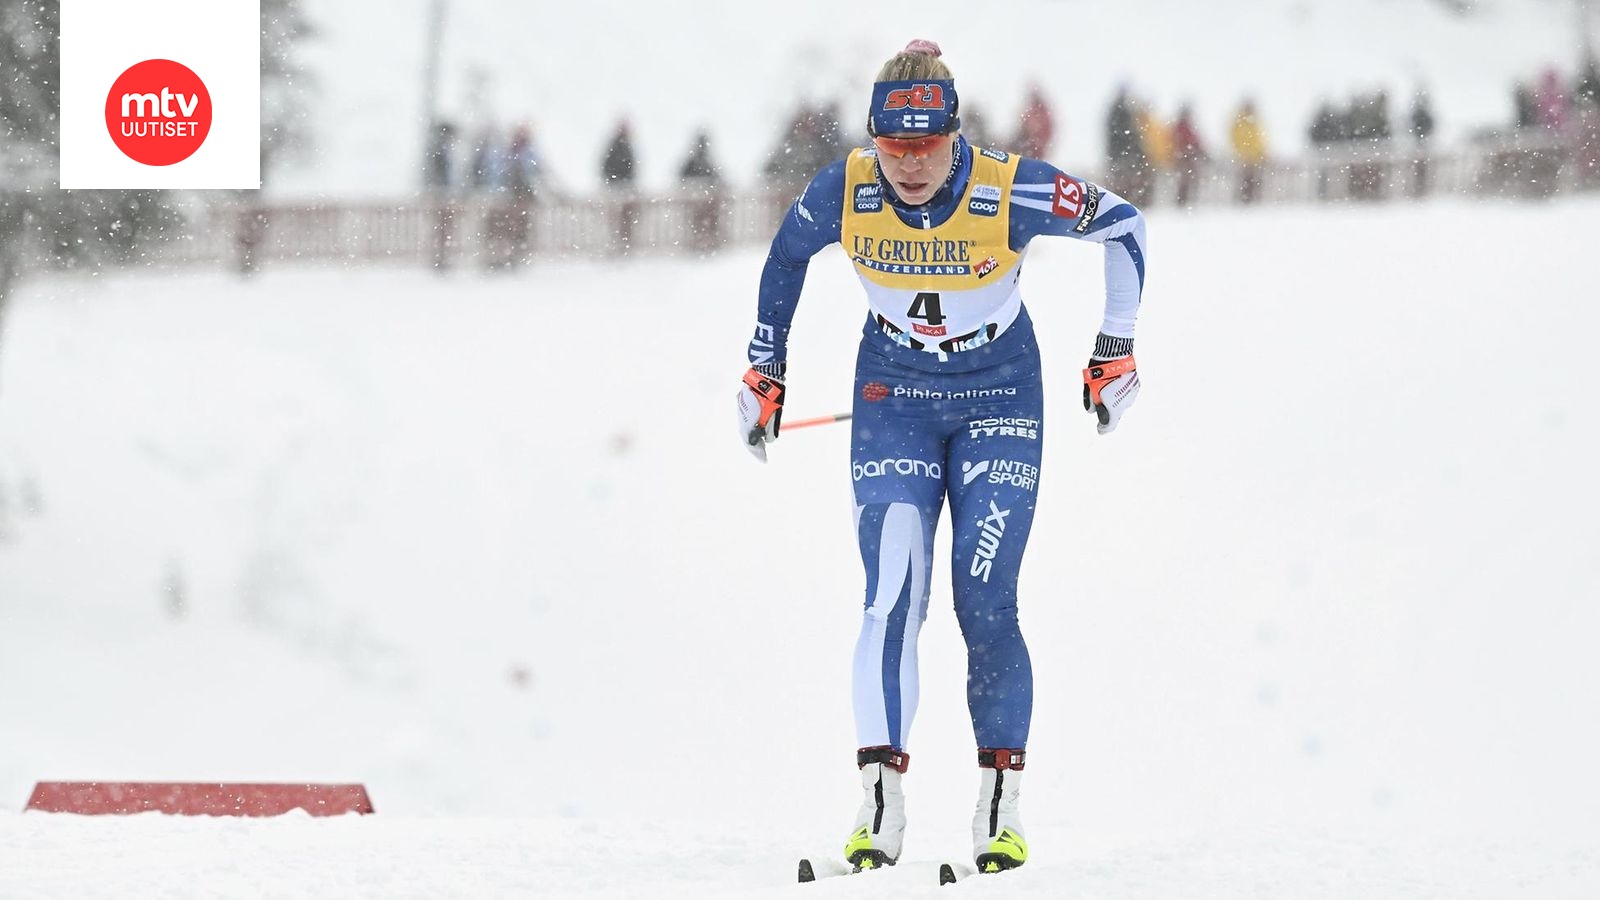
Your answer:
[60,0,260,189]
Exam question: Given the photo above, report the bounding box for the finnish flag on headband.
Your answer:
[868,79,961,136]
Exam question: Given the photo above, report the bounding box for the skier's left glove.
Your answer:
[736,366,785,462]
[1082,354,1139,435]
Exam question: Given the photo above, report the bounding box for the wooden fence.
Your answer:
[10,132,1600,276]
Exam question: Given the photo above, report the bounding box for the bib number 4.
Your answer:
[907,292,944,324]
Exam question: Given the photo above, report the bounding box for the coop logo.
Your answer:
[854,183,883,213]
[105,59,212,167]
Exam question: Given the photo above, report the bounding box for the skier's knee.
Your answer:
[955,596,1020,641]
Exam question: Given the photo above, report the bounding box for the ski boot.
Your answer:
[972,748,1027,873]
[843,746,908,871]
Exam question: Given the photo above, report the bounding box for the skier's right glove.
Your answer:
[1082,354,1139,435]
[736,366,785,462]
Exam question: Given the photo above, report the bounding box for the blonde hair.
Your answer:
[875,39,953,81]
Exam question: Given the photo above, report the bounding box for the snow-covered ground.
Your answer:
[283,0,1591,196]
[3,198,1599,896]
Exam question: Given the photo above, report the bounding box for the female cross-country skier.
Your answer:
[735,39,1147,873]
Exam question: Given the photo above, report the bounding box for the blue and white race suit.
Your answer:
[748,136,1147,751]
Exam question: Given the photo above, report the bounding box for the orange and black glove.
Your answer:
[1082,341,1139,435]
[736,366,786,461]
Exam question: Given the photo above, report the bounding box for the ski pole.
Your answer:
[783,411,852,431]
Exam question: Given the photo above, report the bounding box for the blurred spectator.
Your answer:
[485,125,542,268]
[1409,90,1436,198]
[678,129,723,253]
[1577,56,1600,107]
[602,118,641,254]
[960,103,993,150]
[504,125,543,198]
[1575,91,1600,190]
[1014,84,1054,159]
[1514,82,1539,130]
[424,121,458,190]
[1308,100,1346,200]
[423,120,458,272]
[467,127,501,191]
[1536,67,1569,133]
[1574,60,1600,190]
[1106,86,1154,207]
[763,101,846,221]
[1230,99,1268,204]
[1347,91,1392,200]
[814,101,850,160]
[1171,104,1207,207]
[1138,106,1174,203]
[765,102,846,188]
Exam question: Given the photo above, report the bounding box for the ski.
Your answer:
[797,857,855,882]
[938,862,980,885]
[940,859,1021,884]
[802,857,964,884]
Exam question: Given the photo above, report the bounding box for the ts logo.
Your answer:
[1053,174,1085,219]
[105,59,212,167]
[882,84,945,110]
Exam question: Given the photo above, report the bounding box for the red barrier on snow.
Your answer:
[25,782,374,817]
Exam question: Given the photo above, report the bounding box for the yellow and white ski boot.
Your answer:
[973,748,1027,873]
[843,746,908,871]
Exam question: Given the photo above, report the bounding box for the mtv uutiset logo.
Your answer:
[60,1,258,189]
[105,60,212,166]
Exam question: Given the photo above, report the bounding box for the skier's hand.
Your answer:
[736,367,785,462]
[1082,354,1139,435]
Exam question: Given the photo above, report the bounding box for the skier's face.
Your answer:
[874,131,956,205]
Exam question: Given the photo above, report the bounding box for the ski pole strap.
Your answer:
[977,748,1026,771]
[857,746,910,773]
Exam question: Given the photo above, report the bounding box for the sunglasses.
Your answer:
[871,131,956,159]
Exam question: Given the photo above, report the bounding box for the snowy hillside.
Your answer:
[3,198,1598,897]
[282,0,1591,195]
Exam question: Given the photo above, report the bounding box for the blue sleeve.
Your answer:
[1007,157,1147,343]
[747,161,847,368]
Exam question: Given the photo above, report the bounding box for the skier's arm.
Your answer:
[738,162,846,461]
[1007,157,1146,357]
[747,162,847,373]
[1009,157,1147,434]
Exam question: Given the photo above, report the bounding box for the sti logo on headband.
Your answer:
[870,79,959,135]
[882,84,945,110]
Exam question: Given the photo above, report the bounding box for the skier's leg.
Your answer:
[842,357,946,866]
[848,358,947,753]
[850,493,940,752]
[947,388,1043,868]
[948,402,1042,750]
